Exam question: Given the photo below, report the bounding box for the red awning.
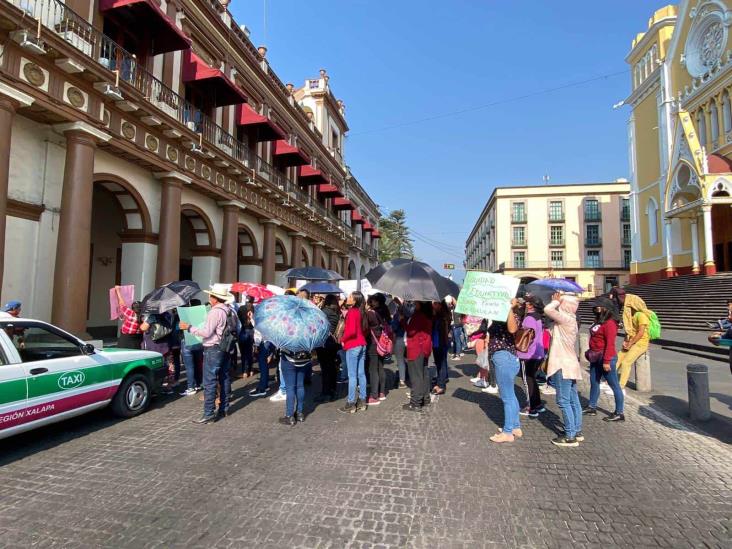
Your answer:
[182,51,247,107]
[351,210,364,224]
[274,139,311,166]
[362,222,374,232]
[332,197,354,211]
[298,165,329,185]
[707,153,732,174]
[100,0,191,55]
[235,104,286,141]
[317,184,343,198]
[371,230,381,238]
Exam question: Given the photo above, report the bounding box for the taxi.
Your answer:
[0,316,166,441]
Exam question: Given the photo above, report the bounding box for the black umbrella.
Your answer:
[523,282,556,307]
[365,260,456,302]
[141,280,202,314]
[284,266,343,281]
[363,257,412,283]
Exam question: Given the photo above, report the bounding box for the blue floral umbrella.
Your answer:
[254,295,329,352]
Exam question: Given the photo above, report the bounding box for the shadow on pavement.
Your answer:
[640,394,732,446]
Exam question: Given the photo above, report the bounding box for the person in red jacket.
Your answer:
[583,296,625,422]
[404,302,434,411]
[338,291,369,414]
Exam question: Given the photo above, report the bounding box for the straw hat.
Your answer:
[205,283,235,304]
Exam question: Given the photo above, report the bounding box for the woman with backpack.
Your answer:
[366,293,392,405]
[616,294,652,389]
[338,291,369,414]
[583,297,624,422]
[517,295,545,418]
[431,300,451,395]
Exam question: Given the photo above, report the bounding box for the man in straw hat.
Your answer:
[180,284,236,424]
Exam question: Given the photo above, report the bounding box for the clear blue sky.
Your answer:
[231,0,662,280]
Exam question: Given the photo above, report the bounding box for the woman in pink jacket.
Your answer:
[544,293,582,447]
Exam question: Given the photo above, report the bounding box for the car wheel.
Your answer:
[111,373,151,418]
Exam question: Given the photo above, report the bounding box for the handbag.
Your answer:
[372,322,394,357]
[584,349,604,363]
[334,316,345,344]
[514,327,535,353]
[476,347,490,369]
[150,322,172,342]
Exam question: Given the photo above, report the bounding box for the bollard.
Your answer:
[686,364,711,422]
[579,333,589,366]
[635,352,652,392]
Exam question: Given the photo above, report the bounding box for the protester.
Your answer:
[544,293,582,447]
[180,286,237,424]
[448,299,466,359]
[140,311,174,393]
[584,297,624,422]
[468,319,493,391]
[316,294,341,402]
[488,302,521,443]
[180,335,203,396]
[297,288,311,300]
[366,293,391,405]
[391,297,408,389]
[517,295,545,418]
[617,294,651,389]
[113,286,143,350]
[431,300,451,395]
[339,291,368,413]
[404,301,433,411]
[237,296,256,377]
[279,349,311,425]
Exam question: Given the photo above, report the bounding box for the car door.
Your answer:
[0,328,29,435]
[9,321,113,425]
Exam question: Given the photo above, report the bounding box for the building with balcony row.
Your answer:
[625,3,732,284]
[465,181,631,295]
[0,0,381,336]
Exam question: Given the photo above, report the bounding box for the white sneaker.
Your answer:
[470,376,481,383]
[180,388,197,396]
[541,386,556,395]
[481,385,499,394]
[269,391,286,402]
[460,353,465,357]
[473,379,488,388]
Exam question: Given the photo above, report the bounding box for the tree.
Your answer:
[378,209,415,262]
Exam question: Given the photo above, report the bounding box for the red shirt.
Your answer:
[589,319,618,364]
[406,311,432,360]
[119,305,141,335]
[341,308,367,350]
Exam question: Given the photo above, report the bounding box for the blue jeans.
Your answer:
[182,340,203,390]
[202,347,228,417]
[238,328,254,373]
[451,326,465,355]
[493,350,521,434]
[552,368,582,438]
[346,345,367,403]
[337,348,348,382]
[433,346,449,389]
[256,342,276,392]
[589,357,624,413]
[280,355,307,416]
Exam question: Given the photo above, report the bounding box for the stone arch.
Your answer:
[348,260,357,279]
[666,161,702,211]
[237,224,259,262]
[275,238,288,269]
[181,204,216,248]
[301,247,310,267]
[709,176,732,198]
[93,173,152,235]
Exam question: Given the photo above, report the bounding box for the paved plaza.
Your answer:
[1,357,730,548]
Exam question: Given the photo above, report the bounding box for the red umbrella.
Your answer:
[230,282,274,302]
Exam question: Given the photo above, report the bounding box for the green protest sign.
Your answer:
[178,305,207,346]
[454,271,520,321]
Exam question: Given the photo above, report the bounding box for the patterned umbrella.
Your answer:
[253,295,330,352]
[230,282,274,302]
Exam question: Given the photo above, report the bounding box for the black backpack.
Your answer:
[218,308,239,354]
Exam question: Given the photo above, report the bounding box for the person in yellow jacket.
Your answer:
[616,294,651,388]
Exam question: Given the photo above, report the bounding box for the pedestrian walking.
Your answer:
[616,294,651,389]
[544,293,582,447]
[366,293,391,405]
[488,301,522,444]
[403,301,433,411]
[517,295,545,418]
[316,294,341,402]
[583,297,625,422]
[431,300,451,395]
[180,286,237,424]
[338,291,368,414]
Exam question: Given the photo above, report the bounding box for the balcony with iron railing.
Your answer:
[584,237,603,247]
[549,238,565,247]
[511,239,527,248]
[584,211,602,222]
[511,214,527,224]
[548,213,565,223]
[498,260,629,271]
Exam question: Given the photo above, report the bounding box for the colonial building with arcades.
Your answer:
[0,0,380,337]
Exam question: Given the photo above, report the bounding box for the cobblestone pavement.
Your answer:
[1,356,731,548]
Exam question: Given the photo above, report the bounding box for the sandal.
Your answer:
[499,427,523,438]
[489,432,515,443]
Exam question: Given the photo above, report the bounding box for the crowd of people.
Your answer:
[105,282,686,447]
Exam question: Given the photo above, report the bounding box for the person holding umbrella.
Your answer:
[179,286,237,424]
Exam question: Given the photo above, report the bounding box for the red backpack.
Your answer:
[371,313,394,357]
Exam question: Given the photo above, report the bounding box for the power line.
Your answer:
[349,69,629,137]
[411,229,465,253]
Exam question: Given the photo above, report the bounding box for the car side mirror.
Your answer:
[81,343,96,355]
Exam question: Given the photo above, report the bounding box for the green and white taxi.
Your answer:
[0,316,166,441]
